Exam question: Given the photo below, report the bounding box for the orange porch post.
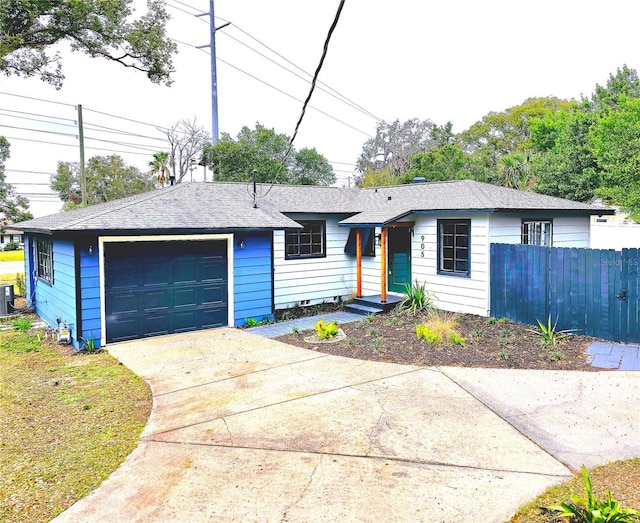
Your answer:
[356,228,362,298]
[381,227,387,303]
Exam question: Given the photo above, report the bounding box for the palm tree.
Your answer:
[497,152,535,190]
[149,152,170,188]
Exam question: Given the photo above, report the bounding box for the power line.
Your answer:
[0,91,75,108]
[3,135,157,157]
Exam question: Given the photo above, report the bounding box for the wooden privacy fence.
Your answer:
[490,244,639,343]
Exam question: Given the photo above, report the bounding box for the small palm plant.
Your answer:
[528,315,575,348]
[398,280,434,315]
[548,465,640,522]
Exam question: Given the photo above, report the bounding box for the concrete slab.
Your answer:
[52,329,640,523]
[441,367,640,470]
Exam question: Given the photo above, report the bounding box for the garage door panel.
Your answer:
[105,240,229,342]
[143,289,171,311]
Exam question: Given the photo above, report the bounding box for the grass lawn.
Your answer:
[0,250,24,262]
[0,317,151,523]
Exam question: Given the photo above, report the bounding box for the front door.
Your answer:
[387,227,412,293]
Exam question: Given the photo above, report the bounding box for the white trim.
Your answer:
[98,234,234,346]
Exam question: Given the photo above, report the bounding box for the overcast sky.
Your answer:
[2,0,640,216]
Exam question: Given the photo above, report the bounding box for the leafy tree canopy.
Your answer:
[356,118,441,177]
[51,154,155,209]
[0,136,32,231]
[0,0,177,88]
[590,64,640,112]
[458,97,573,160]
[589,96,640,220]
[201,123,335,186]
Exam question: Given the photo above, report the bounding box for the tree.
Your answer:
[404,144,472,183]
[51,155,155,208]
[149,151,170,187]
[202,123,335,185]
[357,167,402,188]
[0,137,32,231]
[590,64,640,111]
[0,0,177,89]
[459,97,572,160]
[356,118,439,176]
[530,103,602,202]
[589,96,640,220]
[166,119,211,184]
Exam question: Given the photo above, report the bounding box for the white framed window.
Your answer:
[36,240,53,283]
[522,220,552,247]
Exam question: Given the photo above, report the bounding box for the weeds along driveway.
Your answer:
[52,329,640,523]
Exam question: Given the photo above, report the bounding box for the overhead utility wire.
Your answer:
[163,1,380,121]
[170,36,371,138]
[0,110,166,144]
[259,0,346,199]
[1,91,170,133]
[0,91,75,107]
[3,135,158,157]
[218,19,381,122]
[1,123,162,153]
[219,30,379,122]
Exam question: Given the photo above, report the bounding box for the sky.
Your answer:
[2,0,640,217]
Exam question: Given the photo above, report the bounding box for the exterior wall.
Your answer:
[411,214,491,316]
[78,237,101,347]
[591,215,640,249]
[489,214,591,247]
[234,232,274,326]
[274,214,355,310]
[29,235,80,346]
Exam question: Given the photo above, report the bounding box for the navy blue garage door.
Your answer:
[105,240,228,343]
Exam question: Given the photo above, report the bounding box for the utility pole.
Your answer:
[197,0,230,146]
[77,104,87,206]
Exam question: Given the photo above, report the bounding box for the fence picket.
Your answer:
[490,244,635,343]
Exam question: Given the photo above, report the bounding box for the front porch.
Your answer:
[345,294,404,316]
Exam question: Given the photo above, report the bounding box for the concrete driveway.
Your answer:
[52,329,640,523]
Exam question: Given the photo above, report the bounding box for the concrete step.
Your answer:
[345,303,385,316]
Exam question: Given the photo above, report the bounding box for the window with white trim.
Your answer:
[36,240,53,283]
[522,220,552,246]
[285,221,326,259]
[438,219,470,276]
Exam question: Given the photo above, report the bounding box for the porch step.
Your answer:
[345,294,404,316]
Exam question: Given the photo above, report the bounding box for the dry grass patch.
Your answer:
[0,323,151,523]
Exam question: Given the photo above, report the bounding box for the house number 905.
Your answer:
[420,235,425,257]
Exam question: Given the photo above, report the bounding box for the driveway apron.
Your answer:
[51,329,640,523]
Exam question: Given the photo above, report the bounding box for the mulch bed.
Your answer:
[276,310,605,371]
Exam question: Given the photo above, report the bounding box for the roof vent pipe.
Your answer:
[413,177,426,184]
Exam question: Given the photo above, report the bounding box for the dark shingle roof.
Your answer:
[13,180,613,234]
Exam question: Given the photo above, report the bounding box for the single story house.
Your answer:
[0,228,24,249]
[13,179,613,348]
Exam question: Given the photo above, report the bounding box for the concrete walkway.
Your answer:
[51,329,640,523]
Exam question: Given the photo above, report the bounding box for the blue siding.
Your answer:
[79,240,101,347]
[31,237,79,347]
[234,233,273,326]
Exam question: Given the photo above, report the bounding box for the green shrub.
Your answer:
[315,320,339,340]
[548,465,640,522]
[3,241,21,252]
[244,317,259,327]
[399,280,434,314]
[416,324,441,344]
[15,273,25,297]
[448,331,466,346]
